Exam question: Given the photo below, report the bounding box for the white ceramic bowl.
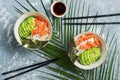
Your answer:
[70,32,107,70]
[14,12,52,49]
[51,1,68,17]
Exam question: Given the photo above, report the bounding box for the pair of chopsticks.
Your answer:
[2,58,59,80]
[63,13,120,25]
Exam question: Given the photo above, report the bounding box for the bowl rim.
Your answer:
[72,32,107,70]
[14,12,52,49]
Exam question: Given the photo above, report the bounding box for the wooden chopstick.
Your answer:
[2,58,59,80]
[4,65,43,80]
[64,22,120,25]
[2,58,58,75]
[63,13,120,20]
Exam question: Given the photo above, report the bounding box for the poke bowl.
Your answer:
[68,32,107,70]
[14,12,52,49]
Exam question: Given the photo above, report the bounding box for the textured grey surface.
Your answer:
[0,0,49,80]
[0,0,120,80]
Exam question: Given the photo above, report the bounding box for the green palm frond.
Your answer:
[15,0,30,11]
[39,0,51,23]
[13,6,24,14]
[14,0,120,80]
[25,0,38,11]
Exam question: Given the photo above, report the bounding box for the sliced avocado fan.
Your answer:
[18,16,35,39]
[79,47,100,65]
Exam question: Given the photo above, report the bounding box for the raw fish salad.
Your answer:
[18,15,51,48]
[19,16,50,41]
[75,33,101,65]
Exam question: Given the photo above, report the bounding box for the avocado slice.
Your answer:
[79,47,100,65]
[18,16,35,38]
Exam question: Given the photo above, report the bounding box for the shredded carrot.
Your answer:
[84,34,94,40]
[86,42,96,48]
[40,30,49,37]
[77,36,84,45]
[31,16,49,37]
[41,23,47,32]
[80,45,91,50]
[76,33,101,50]
[94,37,100,46]
[35,18,39,26]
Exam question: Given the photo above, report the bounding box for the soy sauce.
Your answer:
[53,2,66,16]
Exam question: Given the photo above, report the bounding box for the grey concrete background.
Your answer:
[0,0,120,80]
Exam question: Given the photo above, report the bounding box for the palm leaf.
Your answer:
[14,0,120,80]
[25,0,38,11]
[13,6,23,14]
[37,70,68,80]
[15,0,30,11]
